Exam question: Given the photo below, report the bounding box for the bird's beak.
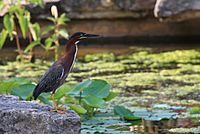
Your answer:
[80,33,99,39]
[85,33,99,38]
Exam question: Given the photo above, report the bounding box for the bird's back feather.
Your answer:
[33,63,65,100]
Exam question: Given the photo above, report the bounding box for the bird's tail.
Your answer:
[32,85,41,100]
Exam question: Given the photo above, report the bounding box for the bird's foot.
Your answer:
[50,107,67,114]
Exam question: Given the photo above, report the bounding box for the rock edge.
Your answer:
[0,95,80,134]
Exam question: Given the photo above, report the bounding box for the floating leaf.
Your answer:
[133,109,177,121]
[114,106,133,117]
[82,116,132,134]
[114,106,141,121]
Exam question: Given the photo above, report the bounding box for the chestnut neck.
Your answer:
[57,37,78,72]
[64,37,79,55]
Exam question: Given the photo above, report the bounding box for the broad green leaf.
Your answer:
[0,29,8,49]
[69,104,87,114]
[54,83,71,99]
[42,25,54,35]
[0,77,32,93]
[11,84,35,100]
[30,23,41,41]
[68,79,111,99]
[104,91,119,101]
[83,79,111,98]
[45,38,53,49]
[83,95,105,108]
[57,13,70,25]
[24,40,40,53]
[3,14,14,38]
[114,106,133,117]
[67,79,92,96]
[58,29,68,39]
[18,12,29,38]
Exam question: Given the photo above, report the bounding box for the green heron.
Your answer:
[33,32,99,113]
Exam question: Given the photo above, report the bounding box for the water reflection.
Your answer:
[130,118,200,134]
[0,45,132,61]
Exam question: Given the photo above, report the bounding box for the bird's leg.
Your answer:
[50,94,58,111]
[50,94,66,114]
[52,94,57,110]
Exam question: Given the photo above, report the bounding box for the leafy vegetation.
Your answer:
[43,5,70,60]
[0,1,69,61]
[0,78,117,116]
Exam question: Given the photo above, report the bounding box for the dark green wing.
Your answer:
[33,64,65,99]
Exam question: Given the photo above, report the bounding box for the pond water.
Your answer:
[1,45,200,133]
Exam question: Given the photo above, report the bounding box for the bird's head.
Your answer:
[69,32,99,45]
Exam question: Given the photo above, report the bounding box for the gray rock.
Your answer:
[0,95,80,134]
[154,0,200,21]
[58,0,155,19]
[20,0,156,19]
[1,0,156,19]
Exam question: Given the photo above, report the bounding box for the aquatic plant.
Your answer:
[0,77,118,116]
